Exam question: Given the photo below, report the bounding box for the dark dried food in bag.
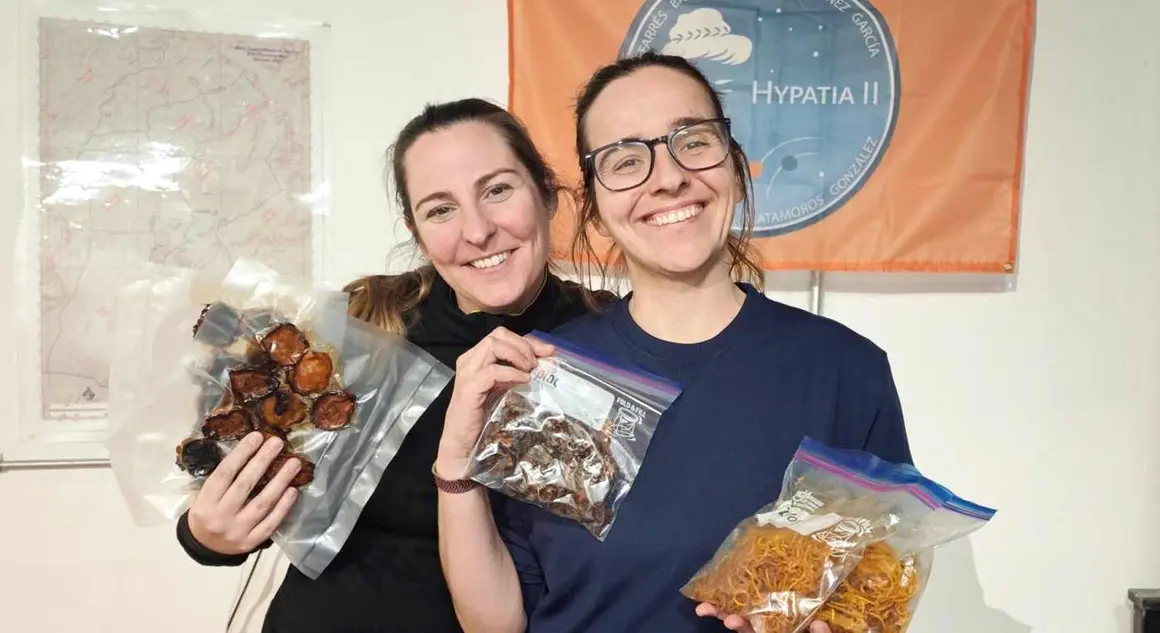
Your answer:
[477,395,620,533]
[108,258,454,582]
[229,366,279,402]
[175,438,223,478]
[290,349,334,395]
[261,323,310,366]
[192,304,212,337]
[465,331,683,540]
[255,422,289,442]
[192,302,243,347]
[312,391,356,430]
[258,389,311,430]
[256,452,316,490]
[201,407,253,441]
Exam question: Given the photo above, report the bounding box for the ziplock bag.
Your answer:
[107,259,453,579]
[681,436,995,633]
[464,331,683,540]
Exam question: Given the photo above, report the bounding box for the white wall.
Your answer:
[1,0,1156,632]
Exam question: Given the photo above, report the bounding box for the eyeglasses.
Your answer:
[583,118,732,192]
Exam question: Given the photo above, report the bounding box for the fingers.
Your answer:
[532,342,555,357]
[523,333,556,358]
[488,337,538,372]
[245,485,299,548]
[458,327,551,374]
[198,432,265,501]
[809,622,832,633]
[235,455,302,530]
[220,436,287,512]
[722,614,753,631]
[185,437,303,556]
[487,363,533,388]
[694,604,753,633]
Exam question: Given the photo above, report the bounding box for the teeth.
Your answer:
[469,251,510,269]
[645,204,703,226]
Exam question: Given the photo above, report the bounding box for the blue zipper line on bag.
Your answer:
[529,330,684,398]
[796,436,997,520]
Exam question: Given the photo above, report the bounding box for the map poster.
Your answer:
[18,4,328,427]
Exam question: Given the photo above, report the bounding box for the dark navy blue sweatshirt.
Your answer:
[493,283,913,633]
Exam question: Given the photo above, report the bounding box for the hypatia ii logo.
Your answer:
[621,0,900,237]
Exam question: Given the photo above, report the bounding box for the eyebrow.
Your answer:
[670,115,710,129]
[413,167,520,210]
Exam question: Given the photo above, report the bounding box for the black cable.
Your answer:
[226,549,264,632]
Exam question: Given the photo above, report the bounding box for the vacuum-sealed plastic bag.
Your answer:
[107,259,453,578]
[681,436,995,633]
[464,331,683,540]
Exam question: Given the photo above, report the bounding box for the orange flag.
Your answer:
[508,0,1035,272]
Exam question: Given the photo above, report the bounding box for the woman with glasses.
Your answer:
[433,52,913,633]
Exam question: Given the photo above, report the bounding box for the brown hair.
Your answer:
[347,98,604,336]
[569,51,765,293]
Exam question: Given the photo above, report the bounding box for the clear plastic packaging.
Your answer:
[681,436,996,633]
[106,259,453,579]
[464,331,683,540]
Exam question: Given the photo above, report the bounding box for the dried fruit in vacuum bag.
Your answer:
[229,367,279,402]
[260,323,310,366]
[312,391,357,430]
[202,407,253,441]
[258,389,311,430]
[175,438,223,478]
[256,452,316,490]
[289,350,334,396]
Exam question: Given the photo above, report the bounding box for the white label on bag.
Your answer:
[756,491,842,536]
[522,359,615,431]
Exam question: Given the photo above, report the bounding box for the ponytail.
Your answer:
[343,265,437,337]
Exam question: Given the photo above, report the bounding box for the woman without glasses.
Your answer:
[174,98,612,633]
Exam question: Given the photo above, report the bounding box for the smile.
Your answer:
[644,204,703,227]
[467,250,513,269]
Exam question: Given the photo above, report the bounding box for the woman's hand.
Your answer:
[187,432,302,555]
[434,327,554,479]
[695,603,833,633]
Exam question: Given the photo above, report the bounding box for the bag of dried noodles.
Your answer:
[681,436,995,633]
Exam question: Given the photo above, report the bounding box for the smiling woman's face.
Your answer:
[403,121,551,314]
[583,66,740,281]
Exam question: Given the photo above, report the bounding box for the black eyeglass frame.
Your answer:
[582,117,733,192]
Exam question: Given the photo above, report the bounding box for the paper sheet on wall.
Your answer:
[24,7,327,426]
